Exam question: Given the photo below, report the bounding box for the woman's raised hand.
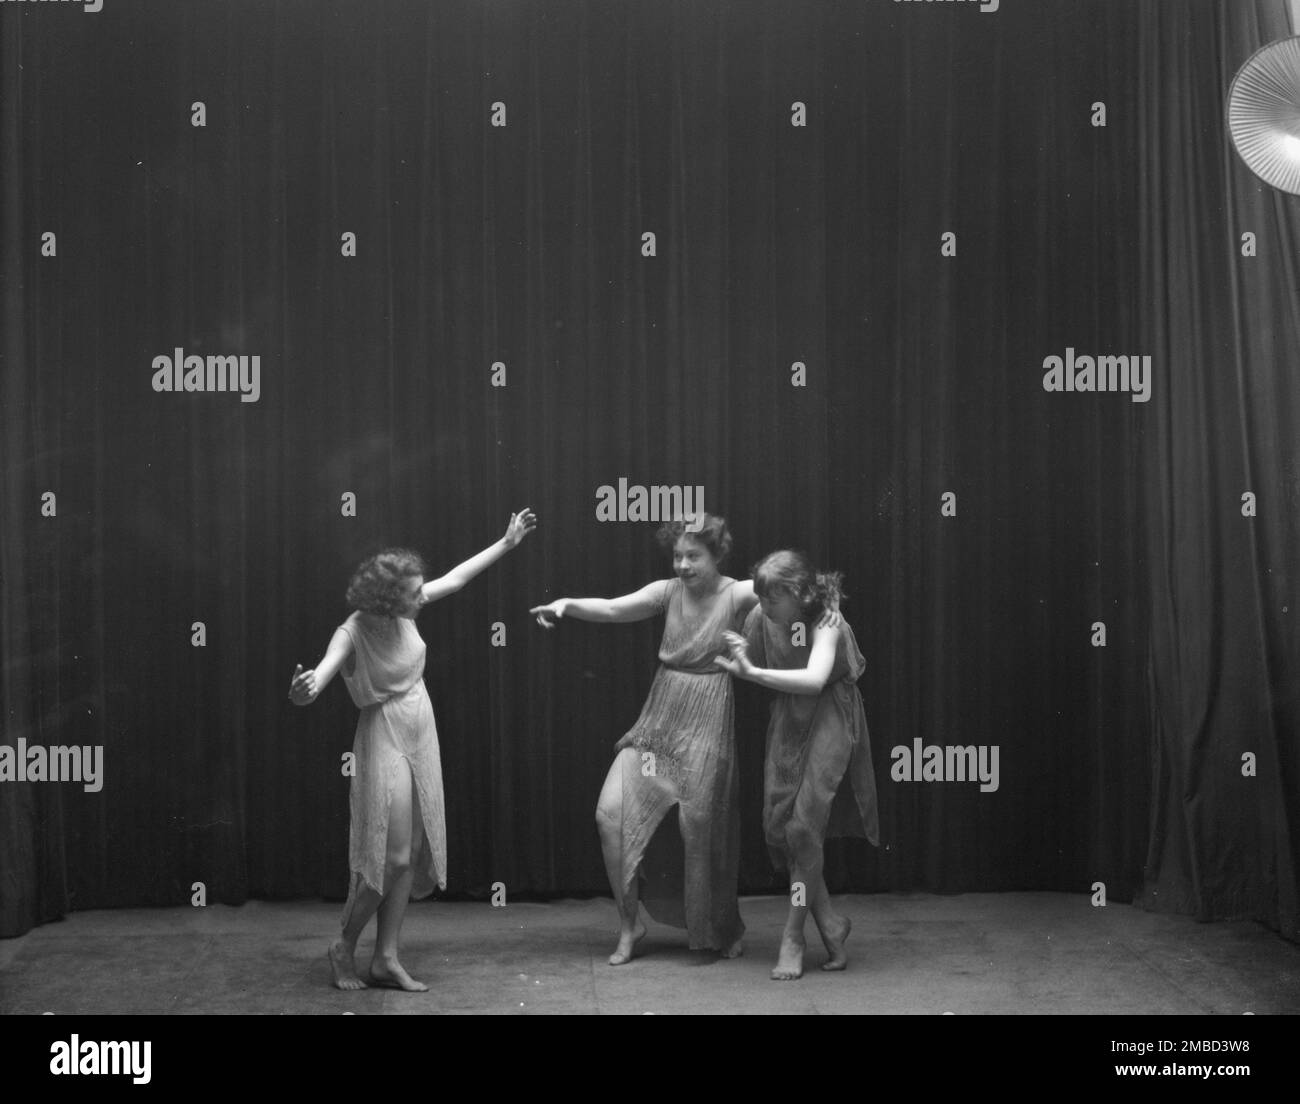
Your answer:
[503,507,538,549]
[530,598,568,629]
[289,663,318,705]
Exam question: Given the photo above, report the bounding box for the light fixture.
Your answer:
[1227,36,1300,194]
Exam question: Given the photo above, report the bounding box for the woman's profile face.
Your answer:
[672,535,717,587]
[397,575,424,617]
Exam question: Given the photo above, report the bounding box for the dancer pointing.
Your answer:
[714,550,879,980]
[290,509,536,991]
[530,515,837,965]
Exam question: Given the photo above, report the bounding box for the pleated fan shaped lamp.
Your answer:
[1227,35,1300,194]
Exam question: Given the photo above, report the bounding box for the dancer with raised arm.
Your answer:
[290,508,536,991]
[530,515,838,965]
[714,550,879,980]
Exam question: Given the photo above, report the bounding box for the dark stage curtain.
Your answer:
[1136,0,1300,941]
[1,0,1296,945]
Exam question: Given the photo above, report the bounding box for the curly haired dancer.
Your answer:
[291,509,536,990]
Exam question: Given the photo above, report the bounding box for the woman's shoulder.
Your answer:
[825,617,864,675]
[811,612,853,639]
[335,610,363,644]
[723,576,751,608]
[341,609,386,635]
[826,614,855,638]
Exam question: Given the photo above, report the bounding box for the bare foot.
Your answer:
[370,954,429,992]
[328,940,367,991]
[608,922,646,966]
[819,914,851,971]
[770,933,805,980]
[720,937,744,959]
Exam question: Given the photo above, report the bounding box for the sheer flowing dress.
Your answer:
[336,610,447,922]
[741,606,880,869]
[612,577,746,950]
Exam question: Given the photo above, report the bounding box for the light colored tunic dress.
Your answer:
[612,577,746,951]
[741,606,880,870]
[336,610,447,922]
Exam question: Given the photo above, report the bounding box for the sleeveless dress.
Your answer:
[336,610,447,920]
[611,577,746,951]
[741,606,880,869]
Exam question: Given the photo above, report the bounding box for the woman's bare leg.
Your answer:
[330,877,381,990]
[596,748,672,965]
[773,873,810,980]
[773,816,847,977]
[809,873,850,971]
[773,820,815,979]
[370,757,428,992]
[793,820,849,971]
[779,734,852,974]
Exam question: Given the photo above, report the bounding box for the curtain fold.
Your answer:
[1137,0,1300,941]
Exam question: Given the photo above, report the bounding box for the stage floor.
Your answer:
[2,892,1297,1015]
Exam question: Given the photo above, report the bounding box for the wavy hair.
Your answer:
[654,512,733,566]
[346,547,429,616]
[750,549,844,618]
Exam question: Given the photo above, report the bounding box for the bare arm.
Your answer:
[531,579,670,628]
[714,623,840,694]
[732,578,758,616]
[421,508,536,606]
[289,627,354,705]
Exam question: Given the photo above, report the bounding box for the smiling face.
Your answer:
[672,535,718,590]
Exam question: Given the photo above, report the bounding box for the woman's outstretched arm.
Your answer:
[530,579,670,628]
[420,508,537,606]
[289,627,355,705]
[713,624,839,694]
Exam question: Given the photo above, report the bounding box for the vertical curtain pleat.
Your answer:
[1138,0,1300,941]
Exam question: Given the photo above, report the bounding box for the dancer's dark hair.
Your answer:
[751,549,844,619]
[655,513,733,566]
[347,548,429,616]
